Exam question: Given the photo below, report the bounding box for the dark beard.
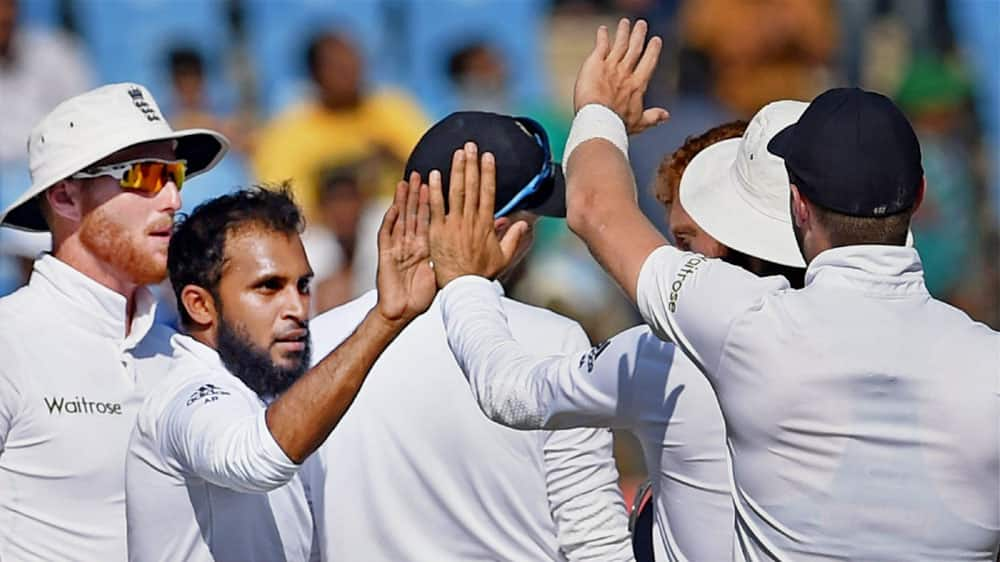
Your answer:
[216,319,311,399]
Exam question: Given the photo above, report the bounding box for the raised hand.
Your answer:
[374,171,436,326]
[427,142,527,288]
[573,18,669,134]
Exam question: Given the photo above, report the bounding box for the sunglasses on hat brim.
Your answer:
[72,158,187,193]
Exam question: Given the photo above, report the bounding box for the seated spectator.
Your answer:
[0,0,93,294]
[301,164,370,314]
[0,0,94,166]
[166,46,252,154]
[447,40,571,161]
[680,0,836,117]
[253,32,429,221]
[448,43,508,114]
[160,46,252,221]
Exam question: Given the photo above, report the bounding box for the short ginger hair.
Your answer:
[652,120,748,207]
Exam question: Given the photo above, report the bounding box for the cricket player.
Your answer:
[302,112,633,561]
[126,183,434,561]
[564,19,1000,560]
[427,102,808,561]
[0,83,228,560]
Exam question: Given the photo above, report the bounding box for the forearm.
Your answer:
[564,123,668,304]
[441,276,629,431]
[441,276,556,429]
[266,308,405,462]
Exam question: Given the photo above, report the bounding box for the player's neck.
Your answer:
[53,238,141,333]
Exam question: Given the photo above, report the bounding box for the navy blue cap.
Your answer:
[404,111,566,218]
[767,88,923,217]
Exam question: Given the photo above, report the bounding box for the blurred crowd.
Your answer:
[0,0,996,337]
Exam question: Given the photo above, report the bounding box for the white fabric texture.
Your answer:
[440,275,734,561]
[126,334,311,562]
[563,104,629,165]
[304,288,632,562]
[0,254,168,561]
[636,244,1000,561]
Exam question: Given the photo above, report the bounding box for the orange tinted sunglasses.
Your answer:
[73,158,187,193]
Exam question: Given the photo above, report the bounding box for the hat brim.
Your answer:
[521,163,566,218]
[766,123,795,159]
[1,128,229,232]
[679,139,806,268]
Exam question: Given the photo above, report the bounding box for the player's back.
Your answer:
[305,289,628,561]
[718,246,1000,560]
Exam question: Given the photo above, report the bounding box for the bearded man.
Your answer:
[0,83,228,560]
[126,182,435,561]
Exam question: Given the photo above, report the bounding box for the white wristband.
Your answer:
[563,104,629,170]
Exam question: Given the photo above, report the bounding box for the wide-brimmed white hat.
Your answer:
[679,100,808,268]
[0,83,230,232]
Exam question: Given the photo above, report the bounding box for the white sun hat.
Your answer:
[679,100,808,268]
[0,82,230,232]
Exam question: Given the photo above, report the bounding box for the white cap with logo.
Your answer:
[679,100,808,268]
[0,82,230,232]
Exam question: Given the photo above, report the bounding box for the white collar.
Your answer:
[805,245,927,295]
[30,254,158,347]
[173,333,227,372]
[173,333,272,403]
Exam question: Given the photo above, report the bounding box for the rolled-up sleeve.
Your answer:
[160,379,299,493]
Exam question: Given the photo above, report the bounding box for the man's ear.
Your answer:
[790,184,811,228]
[912,176,926,214]
[493,216,509,236]
[180,285,218,327]
[45,180,86,223]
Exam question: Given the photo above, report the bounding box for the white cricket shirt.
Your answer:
[0,254,170,561]
[440,275,733,562]
[304,288,633,562]
[637,244,1000,561]
[126,333,313,562]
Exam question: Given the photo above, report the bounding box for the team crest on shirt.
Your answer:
[185,384,231,406]
[579,340,611,373]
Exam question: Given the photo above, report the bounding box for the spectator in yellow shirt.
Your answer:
[253,32,429,219]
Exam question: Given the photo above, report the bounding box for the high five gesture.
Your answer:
[374,172,436,326]
[564,18,671,303]
[427,143,528,288]
[573,19,669,134]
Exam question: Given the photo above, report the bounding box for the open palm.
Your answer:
[375,173,436,325]
[573,19,668,135]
